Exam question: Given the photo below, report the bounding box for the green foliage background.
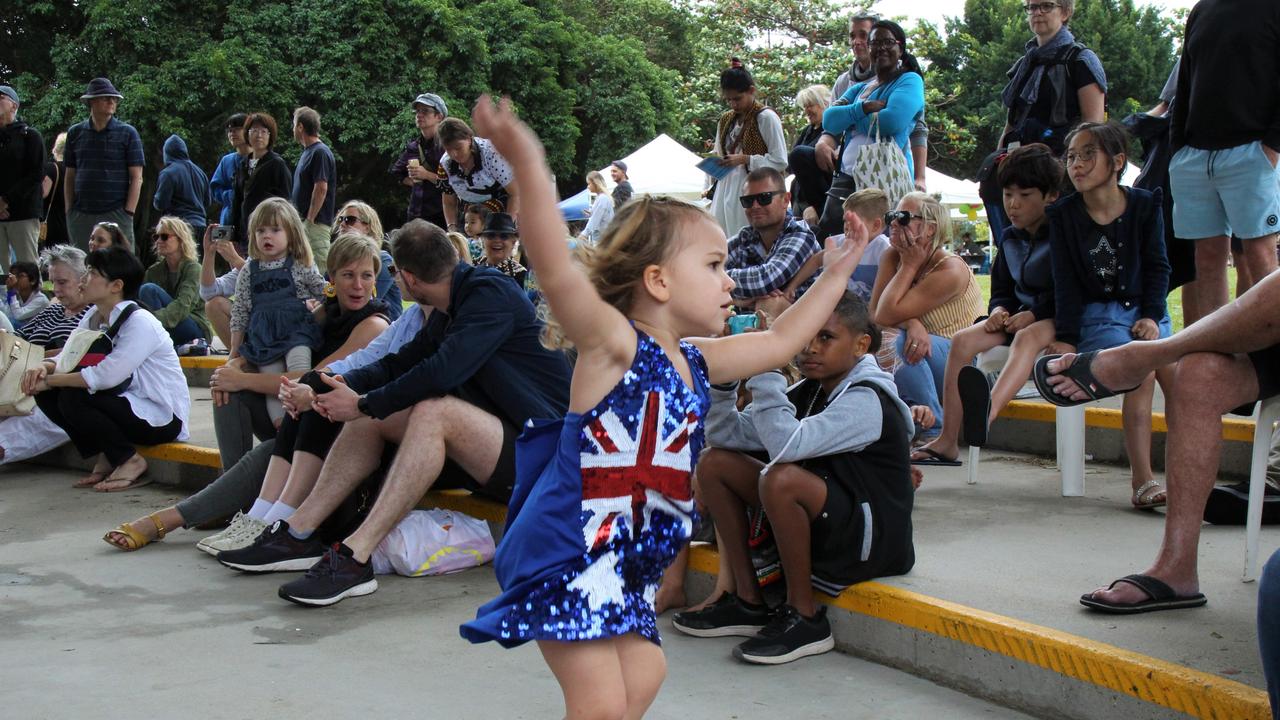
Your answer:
[3,0,1181,231]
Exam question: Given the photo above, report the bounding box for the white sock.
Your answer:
[247,498,273,520]
[262,501,296,525]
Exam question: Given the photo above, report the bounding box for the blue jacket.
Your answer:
[343,263,571,423]
[210,150,241,225]
[822,71,924,173]
[153,134,210,228]
[1047,188,1170,345]
[990,222,1054,320]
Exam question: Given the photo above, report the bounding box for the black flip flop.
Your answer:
[1032,351,1139,408]
[958,365,991,448]
[910,447,961,467]
[1079,573,1207,614]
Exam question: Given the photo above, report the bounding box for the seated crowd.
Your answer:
[1,0,1278,712]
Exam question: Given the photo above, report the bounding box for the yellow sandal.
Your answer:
[103,513,167,552]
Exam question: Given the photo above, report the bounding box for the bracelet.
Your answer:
[123,209,134,216]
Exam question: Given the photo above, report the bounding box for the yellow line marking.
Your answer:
[419,490,507,524]
[178,356,224,369]
[137,442,220,468]
[1001,401,1256,443]
[688,547,1269,720]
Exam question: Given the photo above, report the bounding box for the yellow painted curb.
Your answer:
[1000,400,1257,444]
[688,546,1269,720]
[419,489,508,524]
[138,442,221,469]
[179,356,224,370]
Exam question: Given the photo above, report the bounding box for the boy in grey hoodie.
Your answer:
[673,292,916,665]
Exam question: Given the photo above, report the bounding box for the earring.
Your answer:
[323,282,336,298]
[371,285,377,298]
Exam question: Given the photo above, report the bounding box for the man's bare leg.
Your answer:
[1083,352,1259,605]
[285,409,412,534]
[1192,236,1231,317]
[343,396,505,563]
[1046,269,1280,401]
[1243,233,1279,287]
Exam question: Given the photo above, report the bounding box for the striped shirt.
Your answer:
[64,118,145,213]
[18,302,90,350]
[918,257,985,339]
[726,215,821,299]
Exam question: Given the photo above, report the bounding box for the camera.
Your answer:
[211,226,234,242]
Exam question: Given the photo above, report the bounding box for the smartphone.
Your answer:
[211,226,233,242]
[727,313,758,335]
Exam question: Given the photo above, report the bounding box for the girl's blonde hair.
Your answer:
[335,200,385,245]
[541,195,711,349]
[248,197,313,266]
[326,232,381,277]
[155,216,198,263]
[585,171,608,194]
[445,231,473,265]
[899,191,950,251]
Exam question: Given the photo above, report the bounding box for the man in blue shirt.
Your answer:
[209,113,248,228]
[290,106,336,268]
[63,78,144,252]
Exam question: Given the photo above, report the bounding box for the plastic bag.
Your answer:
[371,509,495,577]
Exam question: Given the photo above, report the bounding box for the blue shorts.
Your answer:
[1169,141,1280,240]
[1077,301,1172,354]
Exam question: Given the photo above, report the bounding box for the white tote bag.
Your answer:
[850,113,916,209]
[0,332,45,417]
[371,509,496,577]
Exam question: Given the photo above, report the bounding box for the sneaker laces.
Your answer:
[302,545,343,580]
[757,604,797,638]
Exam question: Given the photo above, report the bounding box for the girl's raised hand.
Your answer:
[821,211,869,279]
[471,95,540,166]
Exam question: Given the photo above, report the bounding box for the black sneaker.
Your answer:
[1203,481,1280,526]
[278,543,378,607]
[216,520,325,572]
[671,592,772,638]
[732,604,834,665]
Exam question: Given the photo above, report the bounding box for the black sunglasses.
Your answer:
[738,191,780,209]
[884,210,925,227]
[338,215,364,226]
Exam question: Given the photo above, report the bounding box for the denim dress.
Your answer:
[238,257,322,365]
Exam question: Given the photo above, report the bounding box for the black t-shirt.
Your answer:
[1006,51,1102,154]
[1087,220,1120,295]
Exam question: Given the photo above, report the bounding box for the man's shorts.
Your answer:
[1248,342,1280,404]
[1170,141,1280,241]
[434,413,518,503]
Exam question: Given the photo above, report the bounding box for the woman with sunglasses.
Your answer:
[870,193,983,441]
[331,200,401,319]
[138,216,211,350]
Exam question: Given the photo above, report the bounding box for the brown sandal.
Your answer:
[103,513,167,552]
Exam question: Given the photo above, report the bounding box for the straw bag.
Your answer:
[850,113,915,209]
[0,332,45,417]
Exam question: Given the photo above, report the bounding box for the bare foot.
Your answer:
[1045,348,1150,402]
[684,587,731,614]
[94,455,149,492]
[654,583,686,615]
[1082,567,1199,606]
[911,466,924,490]
[910,439,959,464]
[1130,478,1167,509]
[73,456,114,488]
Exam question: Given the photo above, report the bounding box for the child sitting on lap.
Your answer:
[912,143,1063,466]
[672,292,915,665]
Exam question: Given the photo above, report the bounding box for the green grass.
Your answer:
[973,273,1236,333]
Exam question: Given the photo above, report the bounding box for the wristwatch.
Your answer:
[356,394,372,417]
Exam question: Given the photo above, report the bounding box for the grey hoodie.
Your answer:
[707,353,913,464]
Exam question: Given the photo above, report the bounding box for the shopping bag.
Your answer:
[0,332,44,417]
[371,509,496,577]
[850,114,916,209]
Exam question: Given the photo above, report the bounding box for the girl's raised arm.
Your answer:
[470,96,631,356]
[693,220,870,384]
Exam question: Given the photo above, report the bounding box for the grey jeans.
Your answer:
[212,390,276,472]
[175,440,274,527]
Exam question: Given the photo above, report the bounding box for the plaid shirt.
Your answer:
[64,117,144,213]
[726,214,821,299]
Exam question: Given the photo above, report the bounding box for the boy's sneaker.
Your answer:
[733,604,834,665]
[177,338,210,356]
[671,592,773,638]
[278,543,378,607]
[196,512,267,556]
[216,520,324,572]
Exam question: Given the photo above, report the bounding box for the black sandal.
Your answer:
[958,366,992,447]
[1032,351,1139,408]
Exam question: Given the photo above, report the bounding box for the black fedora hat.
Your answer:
[81,77,124,101]
[480,212,518,236]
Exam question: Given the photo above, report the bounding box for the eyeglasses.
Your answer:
[1064,147,1099,167]
[738,191,780,209]
[869,38,899,49]
[247,127,270,135]
[338,215,364,226]
[1023,2,1060,14]
[884,210,926,227]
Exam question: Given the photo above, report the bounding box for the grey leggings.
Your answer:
[175,440,274,527]
[212,390,276,472]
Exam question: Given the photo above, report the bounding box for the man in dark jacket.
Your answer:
[0,85,45,273]
[153,134,210,240]
[217,219,573,607]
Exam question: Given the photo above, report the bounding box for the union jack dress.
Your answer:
[461,330,710,647]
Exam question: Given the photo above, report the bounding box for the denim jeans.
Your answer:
[138,282,205,345]
[1259,547,1280,719]
[893,330,952,437]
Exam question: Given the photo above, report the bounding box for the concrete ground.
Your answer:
[0,466,1029,720]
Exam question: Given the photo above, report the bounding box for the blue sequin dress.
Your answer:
[461,330,710,647]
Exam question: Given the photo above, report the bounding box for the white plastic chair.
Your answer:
[1244,396,1280,582]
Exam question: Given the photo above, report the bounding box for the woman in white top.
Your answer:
[435,117,518,232]
[22,246,189,491]
[578,171,614,245]
[705,59,788,236]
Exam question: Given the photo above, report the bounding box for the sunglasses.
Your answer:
[154,232,175,241]
[884,210,926,227]
[738,191,780,209]
[338,215,364,226]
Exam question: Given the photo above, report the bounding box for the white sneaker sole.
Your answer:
[671,621,766,638]
[733,635,836,665]
[218,556,321,573]
[279,578,379,607]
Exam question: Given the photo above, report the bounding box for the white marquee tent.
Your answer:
[559,134,706,220]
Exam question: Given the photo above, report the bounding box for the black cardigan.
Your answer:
[989,222,1054,320]
[1047,188,1170,345]
[235,151,292,242]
